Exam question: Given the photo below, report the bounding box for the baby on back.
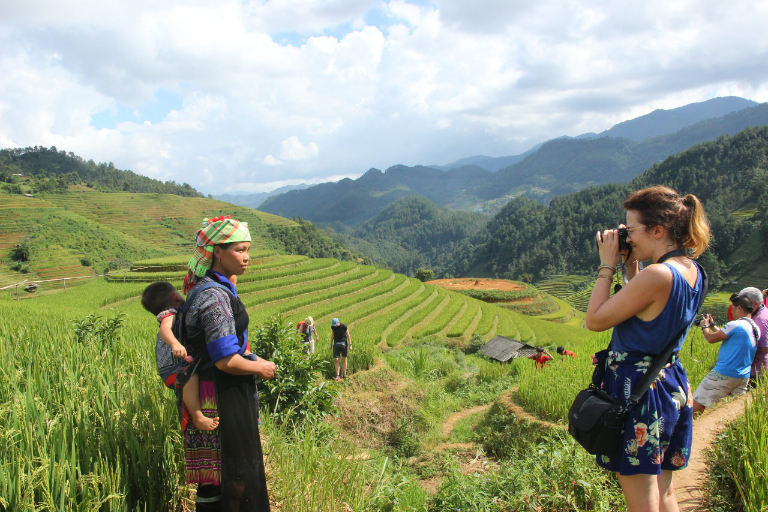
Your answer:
[141,281,219,431]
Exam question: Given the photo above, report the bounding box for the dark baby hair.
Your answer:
[141,281,178,316]
[556,346,565,354]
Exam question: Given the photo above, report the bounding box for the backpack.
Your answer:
[158,281,234,390]
[297,321,307,334]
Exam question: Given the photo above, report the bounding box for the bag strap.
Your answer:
[742,317,760,342]
[180,281,234,314]
[175,281,235,348]
[627,260,708,406]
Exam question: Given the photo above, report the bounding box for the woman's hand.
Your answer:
[254,359,276,380]
[596,229,621,267]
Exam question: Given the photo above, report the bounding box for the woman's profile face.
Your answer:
[216,241,251,276]
[625,210,651,261]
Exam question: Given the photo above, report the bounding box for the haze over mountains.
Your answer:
[434,96,757,173]
[213,184,311,209]
[259,97,768,227]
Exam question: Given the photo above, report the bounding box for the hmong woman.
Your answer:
[585,186,710,512]
[180,215,276,511]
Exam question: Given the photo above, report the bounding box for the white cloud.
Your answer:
[280,136,319,161]
[0,0,766,194]
[262,154,284,166]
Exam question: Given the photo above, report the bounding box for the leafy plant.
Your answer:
[71,310,126,348]
[250,315,338,425]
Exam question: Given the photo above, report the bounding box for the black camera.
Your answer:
[617,227,632,258]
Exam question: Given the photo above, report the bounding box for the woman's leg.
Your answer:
[618,471,679,512]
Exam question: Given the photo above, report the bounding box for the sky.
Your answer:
[1,0,767,195]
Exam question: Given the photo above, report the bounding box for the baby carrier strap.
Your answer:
[173,281,236,350]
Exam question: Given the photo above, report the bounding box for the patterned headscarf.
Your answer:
[183,215,251,293]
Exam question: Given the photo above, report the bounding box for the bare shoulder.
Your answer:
[630,263,673,287]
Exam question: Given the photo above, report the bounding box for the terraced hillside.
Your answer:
[44,192,294,251]
[0,192,294,292]
[100,254,591,373]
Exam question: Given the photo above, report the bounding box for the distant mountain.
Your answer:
[260,102,768,227]
[214,184,311,209]
[259,164,491,229]
[473,102,768,202]
[330,196,488,276]
[448,124,768,284]
[591,96,757,141]
[436,96,756,172]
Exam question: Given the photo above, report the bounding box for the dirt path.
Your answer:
[442,404,492,437]
[676,395,749,512]
[500,387,566,431]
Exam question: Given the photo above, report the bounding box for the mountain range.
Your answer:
[213,184,311,209]
[259,99,768,227]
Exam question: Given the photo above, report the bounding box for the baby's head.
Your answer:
[141,281,185,316]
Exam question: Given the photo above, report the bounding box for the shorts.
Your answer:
[693,370,749,407]
[596,351,694,476]
[333,344,348,358]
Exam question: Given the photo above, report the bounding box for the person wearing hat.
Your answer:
[738,287,768,386]
[303,316,318,355]
[330,318,351,380]
[693,291,760,413]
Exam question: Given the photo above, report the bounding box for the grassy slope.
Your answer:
[0,192,294,290]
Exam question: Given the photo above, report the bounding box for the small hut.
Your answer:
[479,335,538,363]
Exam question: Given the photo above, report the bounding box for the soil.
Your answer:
[428,278,527,292]
[676,395,749,512]
[441,404,492,437]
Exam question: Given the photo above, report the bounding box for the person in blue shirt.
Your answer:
[693,292,760,413]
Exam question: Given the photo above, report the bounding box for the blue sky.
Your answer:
[1,0,767,194]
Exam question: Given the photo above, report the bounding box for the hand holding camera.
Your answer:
[596,224,634,267]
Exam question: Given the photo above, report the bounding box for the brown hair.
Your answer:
[623,186,710,258]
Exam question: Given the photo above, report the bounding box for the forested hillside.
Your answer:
[0,146,202,197]
[260,102,768,226]
[259,164,490,228]
[330,196,488,276]
[449,126,768,286]
[476,102,768,201]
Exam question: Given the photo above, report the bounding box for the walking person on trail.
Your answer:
[330,317,351,380]
[585,186,710,512]
[693,292,760,412]
[180,215,276,512]
[298,316,318,355]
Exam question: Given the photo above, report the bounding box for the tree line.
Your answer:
[447,126,768,288]
[0,146,202,197]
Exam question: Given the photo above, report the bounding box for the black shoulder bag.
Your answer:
[568,251,708,456]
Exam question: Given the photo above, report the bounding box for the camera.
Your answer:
[617,227,632,255]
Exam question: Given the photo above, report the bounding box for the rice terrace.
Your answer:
[0,185,766,511]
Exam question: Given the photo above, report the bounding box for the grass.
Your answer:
[703,379,768,512]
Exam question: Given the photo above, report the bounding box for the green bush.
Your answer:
[250,316,338,425]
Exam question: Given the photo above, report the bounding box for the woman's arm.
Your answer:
[215,354,276,378]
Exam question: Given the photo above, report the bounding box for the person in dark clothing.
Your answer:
[330,317,352,380]
[181,216,276,512]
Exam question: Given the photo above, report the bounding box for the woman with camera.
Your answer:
[585,186,710,512]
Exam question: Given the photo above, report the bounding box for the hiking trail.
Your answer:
[676,394,748,512]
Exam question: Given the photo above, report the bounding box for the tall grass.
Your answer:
[704,379,768,512]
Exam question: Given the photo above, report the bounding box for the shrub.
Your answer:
[250,315,338,425]
[11,241,33,262]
